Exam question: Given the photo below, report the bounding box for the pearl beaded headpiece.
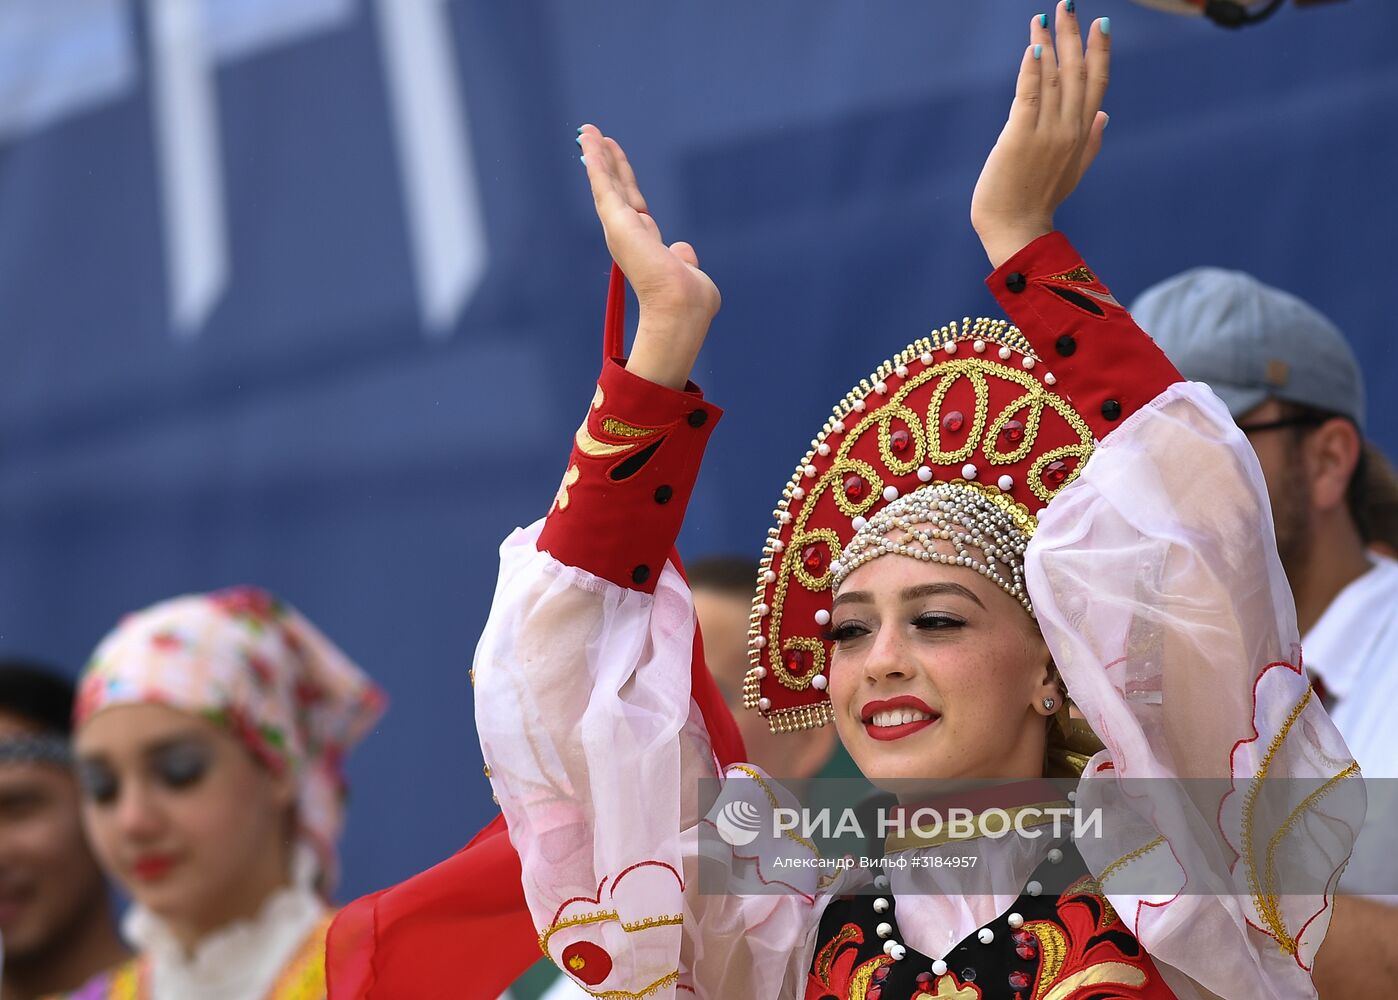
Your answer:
[832,482,1034,616]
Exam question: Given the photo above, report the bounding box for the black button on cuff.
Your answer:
[631,564,651,584]
[1054,335,1077,357]
[653,485,674,505]
[1005,272,1027,294]
[1101,399,1122,421]
[687,409,708,428]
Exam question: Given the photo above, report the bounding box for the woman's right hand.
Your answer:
[579,125,720,390]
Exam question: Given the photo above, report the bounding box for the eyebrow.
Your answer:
[0,786,49,807]
[0,775,50,794]
[77,733,210,767]
[832,582,986,610]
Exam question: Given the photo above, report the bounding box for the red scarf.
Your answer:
[325,266,747,1000]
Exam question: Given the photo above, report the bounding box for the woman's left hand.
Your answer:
[971,3,1112,269]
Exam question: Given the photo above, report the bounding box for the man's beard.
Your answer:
[1272,486,1313,593]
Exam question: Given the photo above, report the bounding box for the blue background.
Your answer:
[1,0,1395,903]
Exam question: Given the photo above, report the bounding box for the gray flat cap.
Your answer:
[1131,267,1365,430]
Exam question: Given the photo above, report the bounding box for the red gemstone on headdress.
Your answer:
[866,987,882,1000]
[1008,970,1030,990]
[890,428,912,454]
[784,648,809,675]
[1045,460,1069,485]
[942,411,965,434]
[875,966,892,983]
[844,475,867,500]
[802,544,828,573]
[915,972,933,987]
[1001,419,1025,444]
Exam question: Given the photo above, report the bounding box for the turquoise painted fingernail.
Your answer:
[1066,0,1076,13]
[576,126,584,134]
[1038,13,1048,27]
[1034,43,1043,60]
[1099,16,1111,34]
[579,154,587,165]
[575,135,582,147]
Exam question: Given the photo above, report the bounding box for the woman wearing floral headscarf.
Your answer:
[55,586,384,1000]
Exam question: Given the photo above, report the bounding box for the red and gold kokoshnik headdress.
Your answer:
[744,317,1098,734]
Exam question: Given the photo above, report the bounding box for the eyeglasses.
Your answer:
[1235,415,1328,436]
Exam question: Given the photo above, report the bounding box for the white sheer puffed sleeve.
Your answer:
[1028,381,1363,1000]
[473,524,825,998]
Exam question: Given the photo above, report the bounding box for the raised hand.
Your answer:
[971,4,1112,269]
[578,125,720,390]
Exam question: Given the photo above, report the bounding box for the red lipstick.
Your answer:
[131,855,177,881]
[861,695,941,742]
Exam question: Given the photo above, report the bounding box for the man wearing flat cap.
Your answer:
[1135,267,1398,995]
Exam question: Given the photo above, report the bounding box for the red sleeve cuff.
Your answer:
[987,232,1182,440]
[536,359,721,593]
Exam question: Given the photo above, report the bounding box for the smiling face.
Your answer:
[826,545,1059,793]
[74,703,296,946]
[0,712,109,962]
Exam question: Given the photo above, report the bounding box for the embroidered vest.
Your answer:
[805,864,1176,1000]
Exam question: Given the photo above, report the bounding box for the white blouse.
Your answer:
[123,847,326,1000]
[475,382,1360,999]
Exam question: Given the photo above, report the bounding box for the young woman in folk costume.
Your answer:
[332,8,1361,1000]
[52,586,384,1000]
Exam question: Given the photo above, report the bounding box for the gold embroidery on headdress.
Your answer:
[746,319,1097,731]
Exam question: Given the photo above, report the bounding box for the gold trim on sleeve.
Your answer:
[1097,835,1165,886]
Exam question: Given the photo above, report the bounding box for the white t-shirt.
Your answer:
[1302,553,1398,895]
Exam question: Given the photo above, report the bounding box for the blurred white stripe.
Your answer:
[0,0,135,141]
[147,0,228,336]
[203,0,353,61]
[374,0,486,336]
[1,0,485,339]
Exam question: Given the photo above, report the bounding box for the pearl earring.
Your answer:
[1042,697,1056,711]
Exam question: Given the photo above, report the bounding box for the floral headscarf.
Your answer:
[76,586,387,893]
